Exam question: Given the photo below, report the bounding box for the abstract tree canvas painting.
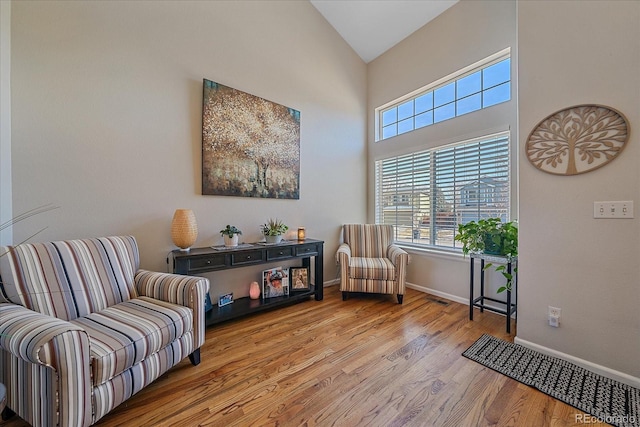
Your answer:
[202,79,301,198]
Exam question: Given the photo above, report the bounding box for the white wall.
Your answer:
[0,1,12,245]
[9,1,367,289]
[517,0,640,380]
[367,0,517,299]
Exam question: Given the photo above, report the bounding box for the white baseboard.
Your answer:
[406,282,517,318]
[514,337,640,388]
[327,281,465,303]
[405,282,468,305]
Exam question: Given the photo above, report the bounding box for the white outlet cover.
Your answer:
[548,306,561,317]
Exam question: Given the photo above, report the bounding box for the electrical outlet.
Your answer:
[594,201,634,219]
[548,306,561,327]
[548,306,561,318]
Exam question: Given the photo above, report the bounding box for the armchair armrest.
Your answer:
[0,303,92,427]
[387,245,409,295]
[0,303,88,365]
[387,244,410,266]
[134,270,210,349]
[336,243,351,264]
[336,243,351,290]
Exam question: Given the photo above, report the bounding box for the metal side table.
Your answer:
[469,253,518,333]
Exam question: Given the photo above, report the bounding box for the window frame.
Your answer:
[375,48,511,142]
[374,131,512,253]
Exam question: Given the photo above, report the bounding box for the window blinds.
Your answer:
[375,131,510,249]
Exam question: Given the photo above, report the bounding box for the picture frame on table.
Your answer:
[289,267,310,291]
[218,292,233,307]
[262,267,289,299]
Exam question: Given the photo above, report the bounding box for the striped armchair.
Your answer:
[336,224,409,304]
[0,236,209,427]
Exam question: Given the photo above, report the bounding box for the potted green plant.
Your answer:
[220,224,242,247]
[455,218,518,293]
[260,218,288,244]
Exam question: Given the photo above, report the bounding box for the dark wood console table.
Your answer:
[170,239,324,326]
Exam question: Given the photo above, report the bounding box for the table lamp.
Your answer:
[171,209,198,251]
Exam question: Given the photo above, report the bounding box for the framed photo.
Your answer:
[218,292,233,307]
[262,267,289,299]
[289,267,310,291]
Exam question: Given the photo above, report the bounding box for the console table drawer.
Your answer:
[231,250,264,265]
[267,246,294,260]
[295,244,318,257]
[189,254,226,271]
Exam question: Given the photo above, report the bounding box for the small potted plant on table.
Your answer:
[220,225,242,247]
[261,218,288,244]
[455,217,518,292]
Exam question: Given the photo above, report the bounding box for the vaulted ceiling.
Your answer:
[310,0,458,63]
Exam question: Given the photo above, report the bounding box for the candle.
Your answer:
[297,227,306,240]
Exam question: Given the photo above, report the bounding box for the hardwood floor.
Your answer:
[2,286,607,427]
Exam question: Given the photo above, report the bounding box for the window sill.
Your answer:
[396,244,467,262]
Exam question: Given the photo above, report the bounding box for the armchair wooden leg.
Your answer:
[397,294,403,304]
[2,407,15,421]
[342,291,348,301]
[188,348,201,366]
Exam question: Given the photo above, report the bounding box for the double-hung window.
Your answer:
[375,131,511,250]
[374,49,513,252]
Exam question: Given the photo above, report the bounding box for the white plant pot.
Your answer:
[224,234,239,247]
[265,235,283,244]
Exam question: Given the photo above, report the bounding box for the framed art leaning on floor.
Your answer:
[262,266,289,298]
[289,267,310,291]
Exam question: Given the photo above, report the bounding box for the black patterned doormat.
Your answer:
[463,334,640,427]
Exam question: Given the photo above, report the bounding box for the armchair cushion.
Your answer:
[343,224,392,258]
[348,257,396,280]
[0,236,139,321]
[70,296,193,386]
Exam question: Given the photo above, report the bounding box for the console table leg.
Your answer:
[315,252,323,301]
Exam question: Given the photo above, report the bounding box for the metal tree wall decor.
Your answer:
[202,79,301,199]
[525,104,629,175]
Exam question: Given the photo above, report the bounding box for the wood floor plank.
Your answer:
[1,286,609,427]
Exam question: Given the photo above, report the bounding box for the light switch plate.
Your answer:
[593,201,634,219]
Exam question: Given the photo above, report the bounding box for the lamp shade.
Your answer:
[171,209,198,251]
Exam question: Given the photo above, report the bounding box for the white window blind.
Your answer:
[375,131,510,250]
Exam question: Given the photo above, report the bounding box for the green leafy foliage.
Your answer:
[219,225,242,237]
[455,218,518,293]
[260,218,288,236]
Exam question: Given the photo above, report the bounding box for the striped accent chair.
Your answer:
[336,224,409,304]
[0,236,210,427]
